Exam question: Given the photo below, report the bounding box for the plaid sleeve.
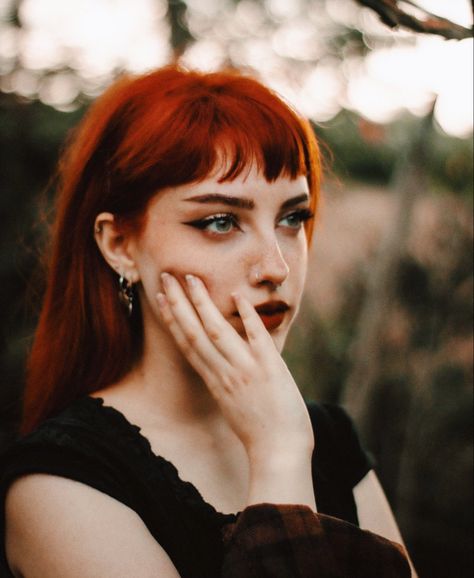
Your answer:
[222,503,411,578]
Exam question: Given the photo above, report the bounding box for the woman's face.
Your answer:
[128,165,312,352]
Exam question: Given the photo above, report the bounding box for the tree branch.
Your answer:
[355,0,473,40]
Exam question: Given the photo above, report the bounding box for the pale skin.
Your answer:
[5,166,416,577]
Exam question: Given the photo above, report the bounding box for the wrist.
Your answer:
[246,453,317,512]
[247,441,314,472]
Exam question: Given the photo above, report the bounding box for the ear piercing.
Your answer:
[118,273,134,316]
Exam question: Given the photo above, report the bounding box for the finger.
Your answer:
[232,292,275,352]
[185,274,252,364]
[160,273,234,375]
[156,292,216,381]
[157,291,247,403]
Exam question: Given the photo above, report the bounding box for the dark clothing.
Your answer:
[222,503,410,578]
[0,397,409,577]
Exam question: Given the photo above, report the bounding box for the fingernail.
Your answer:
[156,292,167,307]
[231,292,240,302]
[185,274,197,287]
[161,272,171,288]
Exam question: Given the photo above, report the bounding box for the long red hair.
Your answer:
[21,66,321,434]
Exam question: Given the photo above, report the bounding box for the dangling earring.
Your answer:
[118,274,134,316]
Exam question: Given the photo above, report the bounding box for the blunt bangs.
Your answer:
[112,69,314,194]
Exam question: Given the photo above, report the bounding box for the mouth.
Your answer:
[232,300,290,332]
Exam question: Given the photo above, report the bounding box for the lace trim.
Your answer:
[84,396,240,526]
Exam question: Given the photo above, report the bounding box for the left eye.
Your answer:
[206,215,236,234]
[279,209,314,229]
[185,213,240,235]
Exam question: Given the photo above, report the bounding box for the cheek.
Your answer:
[164,257,234,312]
[291,241,308,282]
[193,271,235,313]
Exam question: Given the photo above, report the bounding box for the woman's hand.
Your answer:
[156,273,314,464]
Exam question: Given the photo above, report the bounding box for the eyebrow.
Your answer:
[280,193,310,210]
[184,192,309,210]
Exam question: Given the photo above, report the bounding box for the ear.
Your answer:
[94,212,140,282]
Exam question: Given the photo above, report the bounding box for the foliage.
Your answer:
[355,0,473,39]
[318,109,473,196]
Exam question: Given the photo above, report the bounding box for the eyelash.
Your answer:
[184,208,314,236]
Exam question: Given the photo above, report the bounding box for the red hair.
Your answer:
[21,66,321,434]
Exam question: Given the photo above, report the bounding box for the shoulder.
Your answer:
[0,397,139,523]
[3,396,112,452]
[2,399,181,577]
[305,401,374,487]
[5,473,180,578]
[1,396,129,464]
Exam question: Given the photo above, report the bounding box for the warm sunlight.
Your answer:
[0,0,472,136]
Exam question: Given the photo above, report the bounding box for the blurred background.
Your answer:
[0,0,472,576]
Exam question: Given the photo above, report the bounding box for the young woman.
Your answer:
[1,67,413,577]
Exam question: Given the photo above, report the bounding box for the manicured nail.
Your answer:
[231,292,241,302]
[156,292,167,307]
[160,272,171,288]
[185,274,197,287]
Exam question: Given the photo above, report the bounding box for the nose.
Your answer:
[249,236,290,289]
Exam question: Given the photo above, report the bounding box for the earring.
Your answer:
[118,274,134,316]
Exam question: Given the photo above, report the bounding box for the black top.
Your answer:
[0,397,372,578]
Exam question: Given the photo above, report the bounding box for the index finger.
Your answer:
[185,274,252,364]
[231,292,275,353]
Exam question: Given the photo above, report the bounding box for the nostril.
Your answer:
[249,239,290,286]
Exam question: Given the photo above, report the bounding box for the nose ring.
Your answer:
[254,270,282,287]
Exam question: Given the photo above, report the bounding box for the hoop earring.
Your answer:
[118,274,134,316]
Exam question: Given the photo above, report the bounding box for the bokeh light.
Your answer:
[0,0,471,136]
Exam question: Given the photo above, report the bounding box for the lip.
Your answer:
[254,300,290,315]
[232,300,290,332]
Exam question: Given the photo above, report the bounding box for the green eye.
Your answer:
[185,213,241,235]
[207,216,235,233]
[279,209,314,229]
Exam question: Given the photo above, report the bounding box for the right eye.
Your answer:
[184,213,241,236]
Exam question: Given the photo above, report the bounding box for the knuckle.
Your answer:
[185,331,199,345]
[221,374,235,393]
[245,328,259,341]
[178,338,192,355]
[207,326,221,342]
[167,296,178,307]
[193,294,204,307]
[160,310,173,324]
[240,311,251,323]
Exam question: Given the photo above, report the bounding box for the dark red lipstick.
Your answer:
[231,300,290,332]
[254,300,290,331]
